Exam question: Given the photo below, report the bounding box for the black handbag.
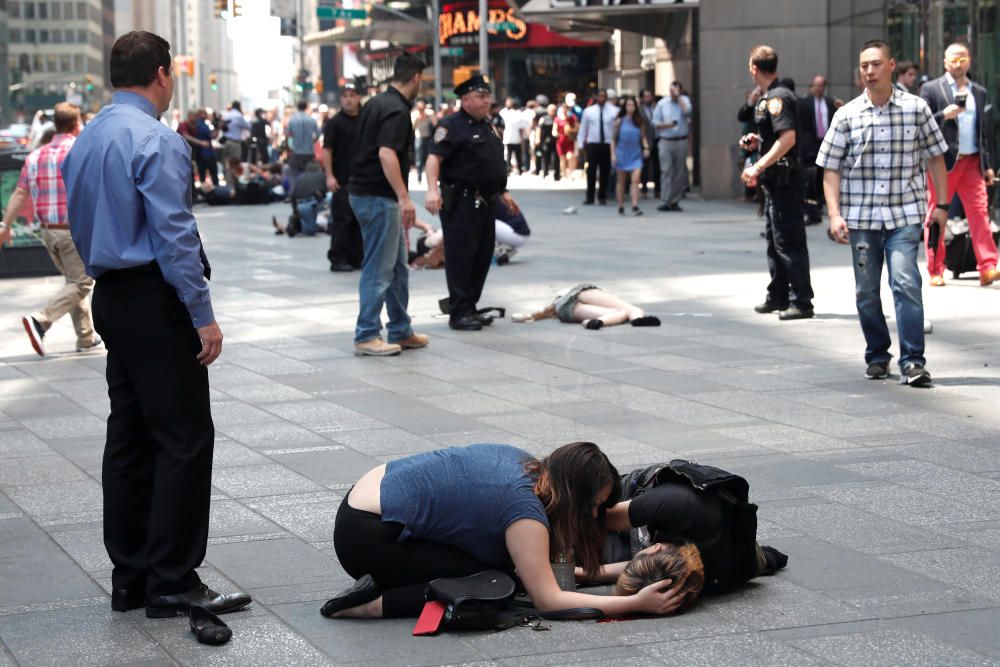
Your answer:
[413,571,603,635]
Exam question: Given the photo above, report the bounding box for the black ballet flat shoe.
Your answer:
[630,316,661,327]
[321,575,381,618]
[190,605,232,646]
[584,319,604,330]
[760,545,789,575]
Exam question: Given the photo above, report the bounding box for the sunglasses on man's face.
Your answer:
[947,57,970,64]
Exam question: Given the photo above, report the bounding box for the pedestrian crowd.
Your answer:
[1,27,996,646]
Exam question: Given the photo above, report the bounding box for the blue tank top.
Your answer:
[380,444,549,566]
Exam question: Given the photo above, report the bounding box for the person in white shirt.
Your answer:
[499,98,527,174]
[653,81,692,212]
[576,89,617,205]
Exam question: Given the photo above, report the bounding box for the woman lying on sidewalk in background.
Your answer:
[321,442,686,619]
[583,461,788,611]
[512,285,661,329]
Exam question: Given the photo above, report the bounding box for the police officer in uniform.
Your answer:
[740,45,814,320]
[425,75,521,331]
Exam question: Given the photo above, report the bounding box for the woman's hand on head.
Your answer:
[633,579,686,615]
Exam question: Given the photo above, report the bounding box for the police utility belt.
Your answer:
[440,182,493,214]
[759,157,796,187]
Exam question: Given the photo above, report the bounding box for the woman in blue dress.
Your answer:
[611,96,650,216]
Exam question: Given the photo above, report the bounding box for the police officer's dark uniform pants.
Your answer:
[441,193,495,319]
[763,173,814,308]
[328,187,364,268]
[585,143,611,203]
[92,265,214,597]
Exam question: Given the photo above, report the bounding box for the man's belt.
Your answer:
[40,223,70,230]
[662,136,688,141]
[440,182,494,213]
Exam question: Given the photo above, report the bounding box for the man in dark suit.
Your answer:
[798,76,837,224]
[895,60,918,93]
[920,42,999,287]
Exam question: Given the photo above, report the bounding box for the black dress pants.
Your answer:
[585,143,611,203]
[642,139,661,196]
[328,187,364,268]
[92,266,214,597]
[333,498,495,617]
[440,193,495,320]
[762,173,814,309]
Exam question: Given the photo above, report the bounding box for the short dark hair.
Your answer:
[897,60,918,74]
[297,100,308,111]
[231,101,241,111]
[750,45,778,73]
[110,31,171,89]
[391,53,427,83]
[53,102,81,133]
[862,39,893,58]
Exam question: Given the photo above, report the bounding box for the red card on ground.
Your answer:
[412,600,447,636]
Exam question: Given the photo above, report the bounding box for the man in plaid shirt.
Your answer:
[817,40,949,387]
[0,102,102,357]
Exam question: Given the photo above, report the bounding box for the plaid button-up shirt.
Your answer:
[816,88,948,230]
[17,133,76,227]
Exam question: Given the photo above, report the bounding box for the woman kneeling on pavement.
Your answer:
[584,461,788,611]
[322,442,686,619]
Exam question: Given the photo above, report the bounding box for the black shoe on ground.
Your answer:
[618,207,625,215]
[582,199,595,206]
[21,315,45,357]
[900,363,932,387]
[598,199,608,206]
[656,203,671,212]
[760,545,789,575]
[665,203,682,212]
[321,575,382,618]
[190,605,232,645]
[753,301,784,314]
[146,584,252,618]
[778,304,814,320]
[330,261,355,272]
[632,207,643,216]
[111,587,145,612]
[865,361,889,380]
[449,314,483,331]
[478,314,494,326]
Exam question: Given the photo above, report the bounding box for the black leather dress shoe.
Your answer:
[321,575,381,618]
[146,584,252,618]
[190,605,232,645]
[478,314,494,326]
[111,588,145,612]
[449,314,483,331]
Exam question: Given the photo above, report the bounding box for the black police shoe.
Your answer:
[449,314,483,331]
[146,584,251,618]
[111,587,145,612]
[778,304,814,320]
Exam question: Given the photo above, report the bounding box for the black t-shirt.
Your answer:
[250,118,268,146]
[323,111,360,183]
[538,114,555,144]
[291,168,327,201]
[349,87,414,200]
[429,109,507,196]
[753,79,799,166]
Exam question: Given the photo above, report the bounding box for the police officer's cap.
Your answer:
[454,74,492,96]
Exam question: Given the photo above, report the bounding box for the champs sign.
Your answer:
[439,3,528,46]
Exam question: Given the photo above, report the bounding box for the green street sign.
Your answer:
[488,21,517,31]
[440,47,464,56]
[317,6,367,19]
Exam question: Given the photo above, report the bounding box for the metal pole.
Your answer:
[431,0,442,109]
[478,0,487,77]
[298,0,305,101]
[178,0,188,113]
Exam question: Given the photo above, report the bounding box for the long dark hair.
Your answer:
[523,442,621,580]
[615,96,646,141]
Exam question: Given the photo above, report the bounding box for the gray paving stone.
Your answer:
[217,420,330,448]
[211,463,323,498]
[267,446,380,485]
[0,430,51,461]
[710,577,868,631]
[643,632,823,666]
[0,454,87,487]
[0,606,169,666]
[330,427,443,456]
[243,491,342,543]
[898,607,1000,659]
[208,499,284,538]
[212,439,271,468]
[207,537,332,590]
[5,478,102,525]
[496,646,664,666]
[46,523,114,573]
[217,382,314,403]
[787,628,997,666]
[881,547,1000,602]
[712,424,860,453]
[812,481,997,527]
[17,413,107,440]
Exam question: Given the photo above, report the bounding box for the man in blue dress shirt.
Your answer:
[62,31,250,618]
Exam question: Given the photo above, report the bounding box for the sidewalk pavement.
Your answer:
[1,177,998,666]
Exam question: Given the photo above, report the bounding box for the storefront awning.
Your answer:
[304,19,433,47]
[515,0,696,38]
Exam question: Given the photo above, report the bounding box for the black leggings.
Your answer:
[333,496,500,617]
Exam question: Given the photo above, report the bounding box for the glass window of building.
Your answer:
[77,29,86,42]
[39,29,49,43]
[76,2,86,20]
[61,55,72,72]
[26,29,36,43]
[39,2,48,19]
[25,2,35,19]
[10,29,21,43]
[64,1,72,18]
[10,2,21,18]
[46,55,57,73]
[33,55,43,73]
[52,29,62,43]
[64,29,74,42]
[73,54,84,71]
[52,2,61,19]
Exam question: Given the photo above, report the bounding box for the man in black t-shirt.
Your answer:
[348,54,429,357]
[323,83,364,271]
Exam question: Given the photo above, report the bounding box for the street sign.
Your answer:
[440,47,464,56]
[270,0,295,18]
[488,22,517,31]
[316,6,367,19]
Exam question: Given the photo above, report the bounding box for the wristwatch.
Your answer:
[936,203,949,211]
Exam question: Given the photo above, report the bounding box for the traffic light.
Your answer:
[232,1,242,17]
[84,75,94,91]
[214,0,227,18]
[209,74,218,91]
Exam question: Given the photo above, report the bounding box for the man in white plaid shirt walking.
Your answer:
[817,40,949,387]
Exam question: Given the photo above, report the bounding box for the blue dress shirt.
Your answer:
[947,74,978,155]
[653,95,692,140]
[62,91,214,328]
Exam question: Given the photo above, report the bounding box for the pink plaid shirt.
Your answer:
[17,133,76,227]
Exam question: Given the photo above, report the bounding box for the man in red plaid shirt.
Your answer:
[0,102,102,357]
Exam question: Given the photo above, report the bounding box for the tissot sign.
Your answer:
[440,2,528,46]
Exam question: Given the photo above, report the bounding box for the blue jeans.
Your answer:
[350,194,412,344]
[850,224,925,369]
[296,198,319,236]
